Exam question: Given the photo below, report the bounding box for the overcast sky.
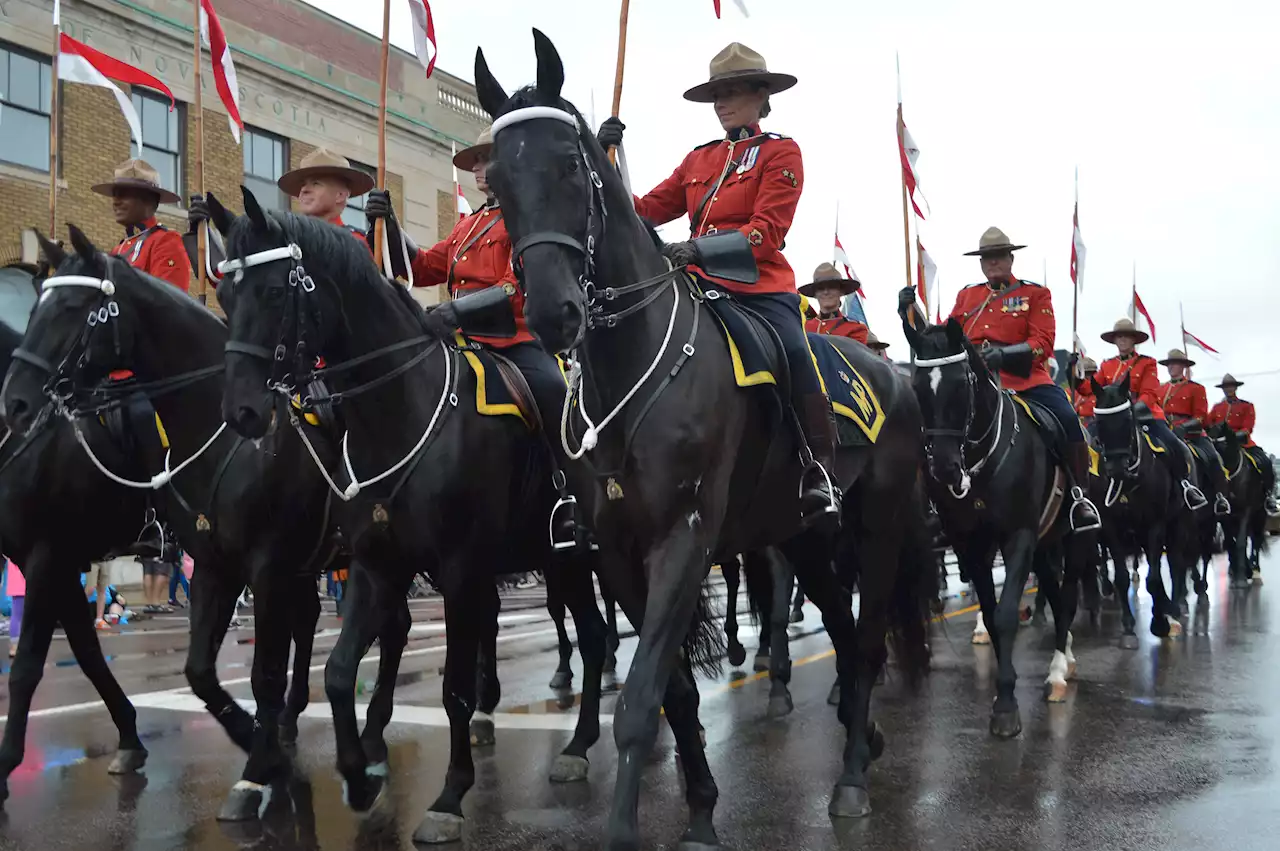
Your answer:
[306,0,1280,445]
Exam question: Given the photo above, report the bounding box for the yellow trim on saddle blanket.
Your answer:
[709,311,776,388]
[1088,445,1100,477]
[819,341,885,443]
[1143,432,1165,454]
[96,412,171,449]
[455,333,529,426]
[1010,394,1038,426]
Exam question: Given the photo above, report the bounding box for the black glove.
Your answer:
[662,240,701,268]
[365,189,394,223]
[982,345,1005,372]
[188,194,211,230]
[421,304,458,339]
[597,117,625,149]
[897,286,917,311]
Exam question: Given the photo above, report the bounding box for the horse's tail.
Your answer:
[684,575,727,679]
[740,549,772,629]
[887,479,935,687]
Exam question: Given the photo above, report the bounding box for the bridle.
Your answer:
[218,236,453,502]
[913,348,1014,499]
[491,104,691,461]
[1093,396,1144,506]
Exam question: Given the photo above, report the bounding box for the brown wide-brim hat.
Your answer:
[453,127,494,171]
[1158,348,1196,367]
[1217,373,1244,388]
[1080,356,1098,373]
[683,42,797,103]
[278,147,376,198]
[91,158,180,205]
[798,262,861,297]
[963,226,1027,257]
[1100,317,1149,345]
[866,332,889,351]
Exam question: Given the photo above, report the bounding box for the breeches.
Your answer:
[724,290,822,398]
[1017,384,1085,444]
[1147,418,1195,477]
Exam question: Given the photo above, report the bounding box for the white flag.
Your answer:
[407,0,437,78]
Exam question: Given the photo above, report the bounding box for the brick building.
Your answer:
[0,0,489,309]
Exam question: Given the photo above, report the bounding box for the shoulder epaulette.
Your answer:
[764,132,791,141]
[694,138,722,151]
[962,282,987,290]
[1016,278,1042,288]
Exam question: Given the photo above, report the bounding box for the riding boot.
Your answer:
[796,393,842,531]
[1066,444,1102,532]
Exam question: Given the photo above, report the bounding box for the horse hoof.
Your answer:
[1044,681,1069,703]
[1253,573,1264,586]
[989,709,1023,739]
[342,773,386,813]
[727,640,746,668]
[1030,611,1047,627]
[1118,634,1140,650]
[1167,619,1184,639]
[412,811,464,845]
[548,670,573,690]
[217,781,265,822]
[767,693,794,718]
[549,754,589,783]
[789,608,804,624]
[108,748,148,775]
[469,718,496,748]
[1067,662,1078,680]
[971,631,991,646]
[828,784,872,818]
[1150,619,1171,639]
[867,722,885,762]
[827,681,841,707]
[367,761,390,778]
[752,653,770,673]
[601,670,621,693]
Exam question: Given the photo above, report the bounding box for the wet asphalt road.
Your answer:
[1,553,1279,851]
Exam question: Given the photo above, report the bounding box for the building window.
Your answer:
[131,90,183,198]
[340,160,376,231]
[0,44,53,172]
[243,127,288,212]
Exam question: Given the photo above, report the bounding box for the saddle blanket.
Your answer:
[458,342,534,429]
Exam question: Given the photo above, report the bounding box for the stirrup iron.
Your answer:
[1214,493,1232,516]
[1068,486,1102,532]
[801,461,841,516]
[1182,480,1207,511]
[549,495,579,551]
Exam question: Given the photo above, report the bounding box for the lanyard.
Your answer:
[120,225,161,265]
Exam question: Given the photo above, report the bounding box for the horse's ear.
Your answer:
[206,191,234,238]
[532,28,565,101]
[241,185,269,232]
[944,317,964,349]
[68,224,97,260]
[474,47,509,118]
[35,230,65,270]
[901,316,922,353]
[1089,374,1103,396]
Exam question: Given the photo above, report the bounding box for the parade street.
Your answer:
[0,557,1278,851]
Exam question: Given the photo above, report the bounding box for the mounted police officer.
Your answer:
[866,332,891,360]
[900,226,1100,531]
[1073,356,1098,426]
[1158,349,1231,515]
[94,159,191,291]
[596,42,840,530]
[1076,318,1208,510]
[1208,374,1279,515]
[800,263,868,343]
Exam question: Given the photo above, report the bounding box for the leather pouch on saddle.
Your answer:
[690,230,760,285]
[1174,418,1204,439]
[1133,401,1155,425]
[433,286,517,340]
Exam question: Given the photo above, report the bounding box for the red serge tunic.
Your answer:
[947,279,1056,392]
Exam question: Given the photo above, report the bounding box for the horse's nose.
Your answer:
[4,395,29,432]
[229,405,268,439]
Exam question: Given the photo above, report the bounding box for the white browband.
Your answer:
[491,106,580,135]
[914,351,968,368]
[218,243,302,275]
[1094,400,1132,415]
[43,275,115,296]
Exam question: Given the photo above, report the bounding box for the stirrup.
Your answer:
[1068,486,1102,533]
[1214,493,1232,516]
[549,495,580,551]
[800,462,841,516]
[1182,480,1208,511]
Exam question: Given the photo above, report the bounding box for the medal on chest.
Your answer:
[736,145,759,175]
[1000,295,1028,313]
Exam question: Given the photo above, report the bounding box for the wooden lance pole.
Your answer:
[607,0,631,166]
[48,14,62,237]
[373,0,392,269]
[193,0,208,305]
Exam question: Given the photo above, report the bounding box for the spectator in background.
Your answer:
[86,559,114,630]
[140,528,181,613]
[169,546,191,608]
[7,561,24,659]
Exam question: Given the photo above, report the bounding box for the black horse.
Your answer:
[1091,374,1196,639]
[1,230,337,820]
[904,319,1085,737]
[1210,421,1268,588]
[474,30,932,848]
[209,189,611,844]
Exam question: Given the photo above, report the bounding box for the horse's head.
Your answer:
[475,30,606,353]
[2,227,143,434]
[1090,373,1136,477]
[1207,420,1236,454]
[904,317,985,490]
[213,188,349,439]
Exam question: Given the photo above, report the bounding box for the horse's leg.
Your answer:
[606,524,714,851]
[990,528,1036,739]
[547,554,606,783]
[1110,536,1139,648]
[1144,524,1175,638]
[765,548,795,718]
[601,583,621,693]
[412,575,485,845]
[280,570,322,750]
[547,574,574,690]
[661,657,721,847]
[361,582,412,770]
[1035,549,1071,703]
[740,550,773,672]
[722,556,745,668]
[324,562,391,813]
[472,581,501,747]
[184,563,254,753]
[959,540,996,647]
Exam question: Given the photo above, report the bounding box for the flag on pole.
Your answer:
[198,0,243,144]
[451,142,471,219]
[833,230,857,286]
[916,237,938,318]
[1182,327,1218,356]
[896,64,929,221]
[1132,288,1157,343]
[53,0,60,25]
[407,0,437,78]
[57,34,174,159]
[713,0,750,16]
[1070,170,1086,292]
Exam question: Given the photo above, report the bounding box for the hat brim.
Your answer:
[867,341,890,351]
[798,277,860,297]
[1100,329,1150,345]
[278,166,376,198]
[91,178,181,205]
[683,70,798,103]
[1158,356,1196,367]
[452,143,494,171]
[1217,380,1244,388]
[963,243,1027,257]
